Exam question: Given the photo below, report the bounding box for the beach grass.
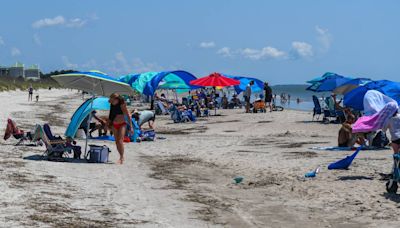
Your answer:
[0,76,60,92]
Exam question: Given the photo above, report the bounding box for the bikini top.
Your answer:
[109,103,123,122]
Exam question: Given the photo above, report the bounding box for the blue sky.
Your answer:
[0,0,399,84]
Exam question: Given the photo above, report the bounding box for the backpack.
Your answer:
[372,131,389,148]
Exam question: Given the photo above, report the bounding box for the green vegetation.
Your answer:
[0,70,75,92]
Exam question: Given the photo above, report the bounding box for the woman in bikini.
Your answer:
[108,93,133,164]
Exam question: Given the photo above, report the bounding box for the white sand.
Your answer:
[0,89,399,227]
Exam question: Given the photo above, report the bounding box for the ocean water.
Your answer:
[271,84,317,111]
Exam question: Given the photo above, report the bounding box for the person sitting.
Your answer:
[338,114,363,147]
[79,111,108,137]
[132,110,156,130]
[3,119,43,145]
[229,94,242,109]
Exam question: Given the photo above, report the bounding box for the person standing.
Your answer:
[108,93,133,164]
[264,82,273,112]
[28,86,33,101]
[244,81,254,113]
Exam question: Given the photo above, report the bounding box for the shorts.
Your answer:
[265,96,272,103]
[392,138,400,145]
[244,96,250,103]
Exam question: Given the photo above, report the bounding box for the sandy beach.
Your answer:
[0,89,399,227]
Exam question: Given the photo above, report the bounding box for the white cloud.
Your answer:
[240,46,286,60]
[66,18,87,28]
[291,41,313,58]
[105,51,161,74]
[0,36,4,46]
[61,56,78,69]
[33,33,42,46]
[32,15,96,29]
[217,47,233,57]
[316,26,332,52]
[11,47,21,56]
[199,41,216,48]
[32,15,65,28]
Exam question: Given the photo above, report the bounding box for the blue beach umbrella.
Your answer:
[223,74,264,94]
[333,78,371,95]
[306,72,337,84]
[307,74,352,92]
[344,80,400,110]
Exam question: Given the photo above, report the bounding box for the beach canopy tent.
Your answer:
[344,80,400,111]
[332,78,371,95]
[65,97,110,138]
[224,74,264,94]
[306,73,352,92]
[118,70,200,96]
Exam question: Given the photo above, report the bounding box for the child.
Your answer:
[385,111,400,154]
[35,94,39,102]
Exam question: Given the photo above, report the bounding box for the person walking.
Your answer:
[28,86,33,101]
[264,82,273,112]
[108,93,133,164]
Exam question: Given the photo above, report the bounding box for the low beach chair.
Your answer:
[156,101,170,115]
[43,124,64,142]
[40,124,71,161]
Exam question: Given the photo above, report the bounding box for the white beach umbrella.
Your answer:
[52,71,134,157]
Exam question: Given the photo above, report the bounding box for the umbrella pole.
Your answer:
[84,94,94,159]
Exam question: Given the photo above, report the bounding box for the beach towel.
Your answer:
[311,146,388,151]
[363,90,396,116]
[328,147,361,170]
[353,101,398,133]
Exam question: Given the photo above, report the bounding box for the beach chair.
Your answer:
[43,124,64,143]
[322,97,346,124]
[41,124,71,161]
[156,101,169,115]
[312,95,322,121]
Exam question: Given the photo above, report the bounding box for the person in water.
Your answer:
[108,93,133,164]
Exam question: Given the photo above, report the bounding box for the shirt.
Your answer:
[264,85,272,98]
[385,114,400,141]
[138,110,155,126]
[244,84,251,97]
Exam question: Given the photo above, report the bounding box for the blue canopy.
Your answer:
[307,73,352,92]
[344,80,400,110]
[224,74,264,94]
[65,97,110,138]
[118,70,200,96]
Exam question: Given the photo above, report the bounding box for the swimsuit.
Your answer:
[113,122,127,130]
[109,102,127,130]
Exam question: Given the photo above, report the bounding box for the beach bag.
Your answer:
[372,131,389,148]
[142,130,155,141]
[88,145,110,163]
